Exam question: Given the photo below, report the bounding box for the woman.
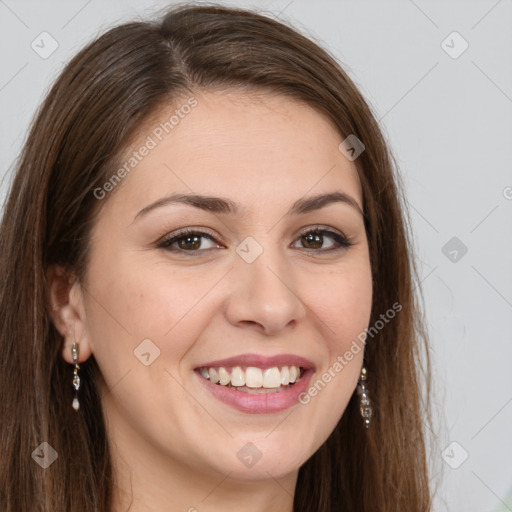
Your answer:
[0,4,434,511]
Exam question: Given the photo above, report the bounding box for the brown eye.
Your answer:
[301,232,324,249]
[157,229,222,254]
[175,234,202,251]
[293,228,353,252]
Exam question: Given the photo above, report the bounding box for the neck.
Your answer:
[104,399,298,512]
[110,445,297,512]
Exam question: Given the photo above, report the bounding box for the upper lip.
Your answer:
[195,353,315,371]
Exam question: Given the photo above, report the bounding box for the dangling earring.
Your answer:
[357,366,372,428]
[71,341,80,411]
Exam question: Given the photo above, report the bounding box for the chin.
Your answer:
[221,457,304,482]
[213,435,315,482]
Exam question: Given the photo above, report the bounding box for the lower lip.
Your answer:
[195,369,314,414]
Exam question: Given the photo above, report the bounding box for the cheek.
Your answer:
[83,252,228,373]
[291,255,372,444]
[306,257,373,353]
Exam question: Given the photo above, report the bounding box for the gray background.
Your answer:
[1,1,511,510]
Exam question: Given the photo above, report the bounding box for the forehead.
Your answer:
[103,90,363,217]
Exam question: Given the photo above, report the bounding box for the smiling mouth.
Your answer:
[197,365,304,394]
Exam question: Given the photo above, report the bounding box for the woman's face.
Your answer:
[71,90,372,493]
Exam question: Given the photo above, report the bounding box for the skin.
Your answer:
[48,90,373,511]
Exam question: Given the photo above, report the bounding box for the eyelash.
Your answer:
[156,226,354,255]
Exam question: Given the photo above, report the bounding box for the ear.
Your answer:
[47,264,93,364]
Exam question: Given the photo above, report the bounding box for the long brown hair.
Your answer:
[0,3,436,510]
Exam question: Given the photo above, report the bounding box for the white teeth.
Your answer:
[235,385,288,394]
[199,365,303,389]
[208,368,220,384]
[280,366,290,385]
[245,367,263,388]
[230,366,245,387]
[263,367,281,388]
[218,367,230,385]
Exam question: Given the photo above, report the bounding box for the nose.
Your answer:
[224,244,307,336]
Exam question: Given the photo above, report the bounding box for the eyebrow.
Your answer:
[133,190,364,221]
